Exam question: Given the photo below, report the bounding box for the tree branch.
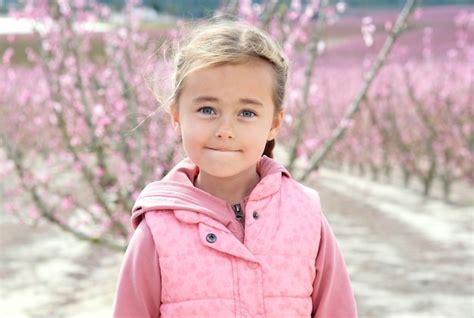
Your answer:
[286,0,328,173]
[299,0,419,182]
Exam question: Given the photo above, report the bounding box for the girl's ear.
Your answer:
[170,102,181,134]
[267,110,284,141]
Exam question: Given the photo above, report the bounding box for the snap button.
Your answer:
[252,211,259,219]
[206,233,217,243]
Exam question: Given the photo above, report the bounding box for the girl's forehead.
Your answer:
[181,60,275,101]
[191,59,273,79]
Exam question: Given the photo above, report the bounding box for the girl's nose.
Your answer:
[215,120,235,139]
[215,128,234,139]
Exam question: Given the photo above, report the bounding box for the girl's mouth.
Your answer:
[206,147,240,152]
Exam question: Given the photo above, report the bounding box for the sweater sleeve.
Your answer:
[112,218,161,318]
[311,211,357,318]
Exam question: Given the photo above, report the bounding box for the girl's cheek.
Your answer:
[185,120,207,134]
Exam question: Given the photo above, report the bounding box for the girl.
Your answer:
[113,20,357,317]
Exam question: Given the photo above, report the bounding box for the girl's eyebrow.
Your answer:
[192,95,263,107]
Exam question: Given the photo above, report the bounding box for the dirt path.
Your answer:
[0,216,122,318]
[312,171,473,318]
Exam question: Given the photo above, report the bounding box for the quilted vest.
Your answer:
[140,173,322,317]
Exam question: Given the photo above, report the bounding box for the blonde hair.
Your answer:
[167,19,288,158]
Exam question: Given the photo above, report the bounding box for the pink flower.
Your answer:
[2,48,14,65]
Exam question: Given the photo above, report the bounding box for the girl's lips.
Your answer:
[206,147,240,152]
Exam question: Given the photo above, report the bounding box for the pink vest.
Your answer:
[140,172,321,316]
[114,157,357,317]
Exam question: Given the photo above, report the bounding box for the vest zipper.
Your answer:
[231,203,244,224]
[231,202,246,242]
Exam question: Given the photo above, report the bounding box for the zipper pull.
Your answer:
[231,203,244,221]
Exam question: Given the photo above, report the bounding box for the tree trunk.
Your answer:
[403,168,411,187]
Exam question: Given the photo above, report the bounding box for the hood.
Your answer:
[130,155,290,230]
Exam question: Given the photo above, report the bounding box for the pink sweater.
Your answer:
[113,156,357,317]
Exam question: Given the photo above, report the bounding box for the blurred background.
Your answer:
[0,0,473,317]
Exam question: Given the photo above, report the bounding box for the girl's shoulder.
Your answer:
[282,176,322,206]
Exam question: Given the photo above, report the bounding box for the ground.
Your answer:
[314,168,473,318]
[1,167,472,317]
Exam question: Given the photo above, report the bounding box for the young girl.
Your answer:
[113,20,357,317]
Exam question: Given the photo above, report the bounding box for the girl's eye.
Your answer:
[240,110,257,118]
[198,106,216,115]
[197,107,256,118]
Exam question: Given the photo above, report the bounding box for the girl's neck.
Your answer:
[194,165,260,205]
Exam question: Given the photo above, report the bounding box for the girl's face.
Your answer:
[171,58,284,179]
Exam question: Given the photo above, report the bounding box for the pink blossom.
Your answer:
[62,196,74,209]
[2,48,14,65]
